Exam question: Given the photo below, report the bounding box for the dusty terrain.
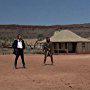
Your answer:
[0,54,90,90]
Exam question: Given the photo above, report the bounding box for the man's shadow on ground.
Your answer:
[43,63,54,66]
[13,66,26,69]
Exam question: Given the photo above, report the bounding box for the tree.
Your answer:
[37,34,44,41]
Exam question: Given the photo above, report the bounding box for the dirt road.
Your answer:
[0,54,90,90]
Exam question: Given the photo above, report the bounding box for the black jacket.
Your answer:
[12,39,25,50]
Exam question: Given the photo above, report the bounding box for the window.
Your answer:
[54,43,57,49]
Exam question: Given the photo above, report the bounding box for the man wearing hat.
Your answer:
[43,37,53,65]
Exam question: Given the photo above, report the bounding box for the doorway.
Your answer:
[68,42,77,53]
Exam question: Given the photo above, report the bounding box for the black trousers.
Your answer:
[14,49,25,67]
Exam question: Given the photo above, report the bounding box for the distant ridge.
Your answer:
[0,23,90,41]
[0,23,90,30]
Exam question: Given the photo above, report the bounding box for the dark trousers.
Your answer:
[44,51,53,64]
[14,49,25,67]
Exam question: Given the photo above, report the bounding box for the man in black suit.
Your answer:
[12,34,26,69]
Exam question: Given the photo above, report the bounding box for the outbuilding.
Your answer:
[42,30,90,54]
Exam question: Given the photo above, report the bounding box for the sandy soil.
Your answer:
[0,54,90,90]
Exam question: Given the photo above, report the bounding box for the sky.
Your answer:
[0,0,90,25]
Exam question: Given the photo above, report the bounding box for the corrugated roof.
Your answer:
[42,30,90,42]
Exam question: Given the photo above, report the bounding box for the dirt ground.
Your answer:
[0,54,90,90]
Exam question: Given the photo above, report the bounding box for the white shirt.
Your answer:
[17,40,23,49]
